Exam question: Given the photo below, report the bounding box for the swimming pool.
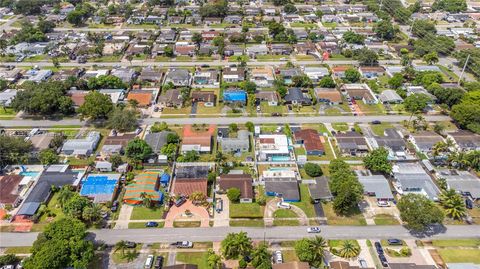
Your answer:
[19,171,39,177]
[271,156,291,162]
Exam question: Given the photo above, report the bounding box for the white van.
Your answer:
[144,254,154,269]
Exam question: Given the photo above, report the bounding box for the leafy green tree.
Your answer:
[450,91,480,133]
[229,123,238,133]
[87,75,126,90]
[125,138,153,163]
[373,20,397,40]
[343,31,365,44]
[67,10,86,26]
[63,194,91,219]
[39,149,59,165]
[294,236,326,267]
[107,107,138,132]
[206,249,222,269]
[0,254,20,267]
[439,189,466,220]
[423,52,439,65]
[388,73,404,89]
[243,81,257,94]
[363,147,392,174]
[283,3,297,14]
[338,240,360,258]
[24,218,94,269]
[0,136,33,166]
[78,91,114,120]
[221,232,253,259]
[37,19,56,33]
[227,188,241,203]
[344,68,361,83]
[355,48,379,66]
[110,154,123,169]
[428,83,464,108]
[318,76,336,88]
[432,0,467,12]
[397,193,444,231]
[192,32,203,45]
[333,178,363,215]
[114,240,128,256]
[411,20,436,37]
[178,150,199,162]
[304,163,323,177]
[199,0,228,17]
[404,94,430,124]
[245,121,254,132]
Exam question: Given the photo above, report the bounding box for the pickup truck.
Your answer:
[172,241,193,248]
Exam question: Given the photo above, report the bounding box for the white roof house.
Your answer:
[256,134,292,161]
[379,90,403,104]
[392,162,440,200]
[61,131,101,156]
[303,67,329,82]
[0,89,17,106]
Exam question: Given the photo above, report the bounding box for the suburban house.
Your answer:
[192,69,220,87]
[293,129,325,156]
[340,83,378,104]
[138,67,163,82]
[256,134,293,162]
[279,68,302,84]
[80,174,121,203]
[335,132,370,157]
[447,130,480,152]
[308,176,333,202]
[100,133,136,158]
[331,66,349,78]
[144,131,176,154]
[172,165,210,196]
[359,66,385,78]
[256,91,280,106]
[303,67,330,83]
[379,90,403,104]
[315,88,343,105]
[224,45,244,57]
[374,128,408,159]
[406,86,436,102]
[219,130,250,153]
[284,88,312,106]
[157,89,183,108]
[223,89,247,105]
[295,41,317,55]
[123,172,163,205]
[409,131,445,157]
[222,67,245,83]
[126,90,155,107]
[164,69,191,87]
[270,44,293,55]
[0,175,24,208]
[246,44,269,58]
[175,44,196,57]
[250,67,275,87]
[191,91,216,107]
[264,174,300,202]
[111,68,136,83]
[217,174,254,203]
[357,173,394,201]
[61,131,101,157]
[436,169,480,201]
[98,89,126,104]
[180,125,214,154]
[392,162,440,200]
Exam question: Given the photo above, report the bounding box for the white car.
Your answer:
[307,227,321,233]
[377,201,391,207]
[277,201,291,209]
[273,250,283,264]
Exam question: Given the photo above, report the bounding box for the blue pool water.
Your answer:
[271,156,291,162]
[19,171,39,177]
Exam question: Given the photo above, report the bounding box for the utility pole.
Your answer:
[458,54,470,86]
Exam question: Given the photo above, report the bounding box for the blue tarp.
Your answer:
[223,90,246,102]
[160,173,170,184]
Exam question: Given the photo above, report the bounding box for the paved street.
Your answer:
[1,225,479,247]
[0,115,451,128]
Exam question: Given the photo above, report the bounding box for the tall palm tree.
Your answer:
[125,249,138,262]
[251,243,270,268]
[206,249,222,269]
[115,240,128,256]
[339,240,360,259]
[57,186,73,208]
[221,232,253,259]
[140,192,152,208]
[308,236,327,263]
[439,189,466,220]
[190,191,206,205]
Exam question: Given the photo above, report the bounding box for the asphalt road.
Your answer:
[0,115,451,127]
[1,225,480,247]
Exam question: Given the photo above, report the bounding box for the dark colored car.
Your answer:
[375,242,384,254]
[271,112,282,117]
[466,198,473,209]
[145,221,159,227]
[372,120,382,125]
[125,241,136,248]
[378,254,388,267]
[175,196,187,207]
[111,201,119,212]
[387,239,403,245]
[154,256,164,269]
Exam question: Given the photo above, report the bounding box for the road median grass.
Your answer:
[229,219,264,227]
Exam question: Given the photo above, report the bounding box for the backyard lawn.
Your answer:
[332,122,349,132]
[438,249,480,264]
[130,206,164,220]
[176,252,209,269]
[230,203,264,218]
[324,203,367,226]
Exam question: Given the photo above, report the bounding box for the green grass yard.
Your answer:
[291,184,316,218]
[229,203,264,218]
[374,214,400,225]
[370,123,393,136]
[130,206,164,220]
[273,219,300,226]
[229,219,264,227]
[128,222,165,229]
[438,249,480,264]
[324,203,367,226]
[176,252,208,269]
[332,122,349,132]
[432,239,480,247]
[274,209,298,218]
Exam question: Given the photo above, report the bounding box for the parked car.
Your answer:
[216,198,223,213]
[145,221,159,227]
[125,241,137,248]
[387,239,403,245]
[144,254,154,269]
[378,254,388,267]
[172,241,193,248]
[466,198,473,209]
[377,201,391,207]
[358,258,368,268]
[154,256,164,269]
[271,112,282,117]
[374,242,383,254]
[111,201,119,212]
[277,201,291,209]
[307,227,321,233]
[175,196,187,207]
[273,250,283,264]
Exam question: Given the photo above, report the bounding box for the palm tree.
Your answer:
[251,243,270,268]
[190,191,206,205]
[339,240,360,259]
[125,249,138,262]
[221,232,253,259]
[432,141,448,159]
[57,186,73,208]
[140,192,152,208]
[115,240,128,256]
[439,189,466,220]
[206,249,222,269]
[308,236,327,263]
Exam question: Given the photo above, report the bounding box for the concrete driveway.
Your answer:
[164,200,210,228]
[114,205,134,229]
[213,194,230,227]
[384,239,436,265]
[264,198,308,226]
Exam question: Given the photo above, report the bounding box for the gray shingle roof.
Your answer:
[358,175,394,200]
